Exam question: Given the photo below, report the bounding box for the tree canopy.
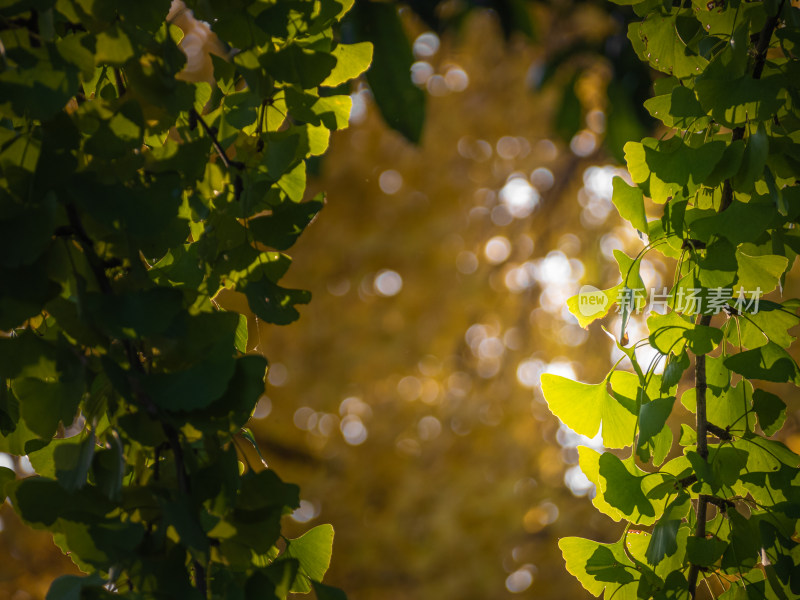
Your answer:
[1,1,799,600]
[0,0,370,597]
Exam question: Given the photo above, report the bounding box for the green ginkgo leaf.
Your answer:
[725,342,800,385]
[643,85,709,129]
[285,524,335,593]
[612,177,648,234]
[567,250,644,330]
[559,536,637,598]
[735,249,787,295]
[686,536,727,568]
[578,447,623,522]
[598,453,657,524]
[624,137,726,203]
[630,11,708,78]
[752,389,786,436]
[695,77,783,129]
[322,42,373,87]
[540,374,637,449]
[647,310,722,355]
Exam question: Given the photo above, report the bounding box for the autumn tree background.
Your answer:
[2,1,799,599]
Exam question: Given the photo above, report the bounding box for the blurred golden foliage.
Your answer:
[4,3,799,600]
[244,9,645,600]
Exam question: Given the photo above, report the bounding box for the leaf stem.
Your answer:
[189,107,244,172]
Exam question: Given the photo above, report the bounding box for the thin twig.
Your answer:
[114,68,126,96]
[189,108,244,171]
[706,422,732,441]
[705,495,735,510]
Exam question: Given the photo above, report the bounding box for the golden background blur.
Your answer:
[2,4,799,600]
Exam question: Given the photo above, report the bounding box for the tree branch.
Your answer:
[687,495,708,598]
[688,8,785,594]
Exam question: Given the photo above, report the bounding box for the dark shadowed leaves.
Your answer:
[353,1,425,143]
[752,389,787,436]
[248,195,324,251]
[245,277,311,325]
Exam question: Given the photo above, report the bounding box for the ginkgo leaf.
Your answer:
[612,177,648,234]
[541,374,637,449]
[735,249,787,295]
[559,536,637,599]
[578,447,623,522]
[695,76,783,129]
[597,453,658,524]
[752,389,786,436]
[567,250,644,330]
[566,285,620,329]
[643,85,709,129]
[725,342,800,385]
[285,524,335,593]
[624,137,725,203]
[686,536,727,568]
[321,42,373,87]
[647,310,722,355]
[630,12,708,78]
[738,300,799,349]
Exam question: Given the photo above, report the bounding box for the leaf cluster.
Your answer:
[545,0,800,598]
[0,0,371,597]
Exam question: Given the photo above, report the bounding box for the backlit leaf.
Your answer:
[631,12,708,79]
[647,310,722,354]
[321,42,373,88]
[559,536,636,598]
[285,524,335,593]
[734,249,787,295]
[540,374,637,449]
[611,176,648,234]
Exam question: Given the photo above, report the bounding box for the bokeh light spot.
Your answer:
[379,170,403,195]
[505,569,533,593]
[267,362,288,386]
[426,74,449,96]
[411,61,434,85]
[413,32,440,58]
[530,167,554,191]
[484,236,511,264]
[374,269,403,296]
[341,415,368,446]
[496,136,522,160]
[569,130,597,157]
[418,415,442,440]
[456,250,478,274]
[444,66,469,91]
[499,176,540,218]
[291,499,321,523]
[252,395,272,419]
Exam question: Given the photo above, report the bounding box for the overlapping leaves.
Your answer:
[553,0,800,598]
[0,0,367,597]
